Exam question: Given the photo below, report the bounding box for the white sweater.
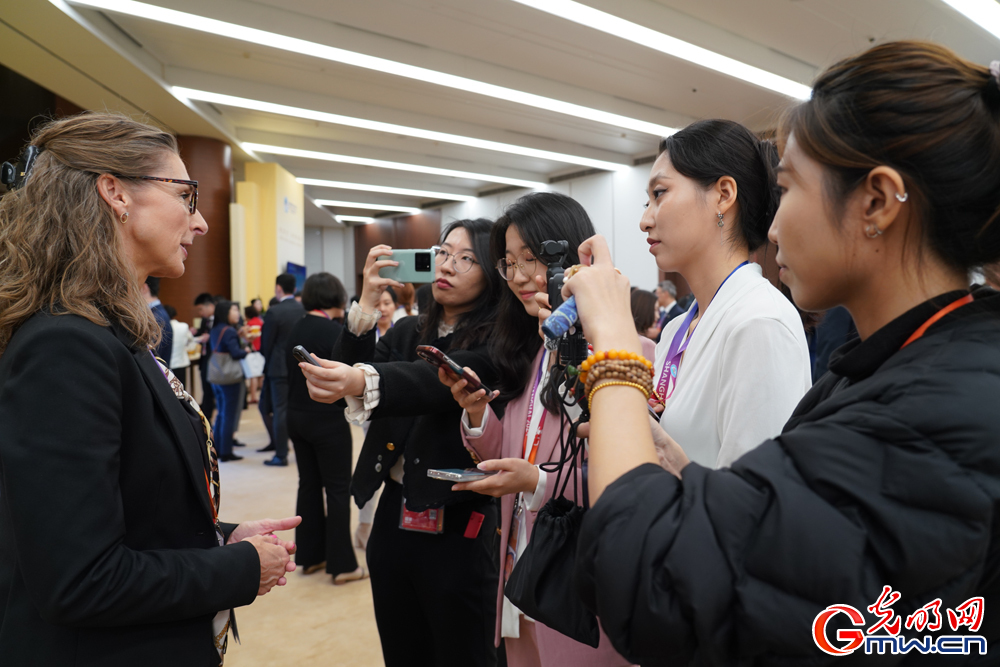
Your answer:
[654,263,811,468]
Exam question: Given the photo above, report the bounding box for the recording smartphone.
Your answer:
[648,404,662,423]
[416,345,495,395]
[292,345,322,366]
[427,468,499,482]
[378,248,435,283]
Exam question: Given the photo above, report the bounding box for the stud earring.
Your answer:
[717,212,724,227]
[120,211,129,224]
[895,192,908,203]
[865,224,883,238]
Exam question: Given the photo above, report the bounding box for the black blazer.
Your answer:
[0,312,260,667]
[260,298,305,378]
[338,316,500,512]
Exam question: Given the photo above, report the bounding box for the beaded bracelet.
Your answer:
[587,379,651,412]
[583,360,653,398]
[579,349,652,387]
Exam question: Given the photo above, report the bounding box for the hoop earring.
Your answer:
[717,212,724,227]
[865,224,883,238]
[895,192,908,203]
[120,211,129,224]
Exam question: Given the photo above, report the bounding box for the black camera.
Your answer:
[538,239,588,367]
[1,145,41,191]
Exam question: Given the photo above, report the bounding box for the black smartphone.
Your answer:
[416,345,495,395]
[293,345,322,366]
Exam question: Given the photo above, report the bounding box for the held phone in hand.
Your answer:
[292,345,322,366]
[378,248,435,283]
[648,404,662,423]
[427,468,499,482]
[416,345,495,395]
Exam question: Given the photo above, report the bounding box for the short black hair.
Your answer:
[244,304,258,320]
[301,272,347,311]
[164,304,177,319]
[214,299,236,324]
[144,276,160,297]
[276,273,296,295]
[194,292,215,306]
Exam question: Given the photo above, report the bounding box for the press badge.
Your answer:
[399,497,445,534]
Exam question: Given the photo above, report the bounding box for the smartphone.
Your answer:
[292,345,321,366]
[416,345,495,395]
[378,249,435,283]
[648,404,662,423]
[427,468,499,482]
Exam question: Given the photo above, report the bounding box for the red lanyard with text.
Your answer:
[522,349,549,465]
[900,294,974,349]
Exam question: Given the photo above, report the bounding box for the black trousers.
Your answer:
[258,375,290,458]
[197,357,215,421]
[288,408,357,576]
[367,480,499,667]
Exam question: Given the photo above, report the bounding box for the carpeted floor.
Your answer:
[220,405,384,666]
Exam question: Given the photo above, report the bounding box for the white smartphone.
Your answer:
[427,468,499,482]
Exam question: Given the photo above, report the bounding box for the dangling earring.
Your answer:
[895,192,908,203]
[120,211,129,224]
[865,224,883,238]
[717,212,724,227]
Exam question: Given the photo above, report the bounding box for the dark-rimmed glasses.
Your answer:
[117,175,199,214]
[432,245,478,273]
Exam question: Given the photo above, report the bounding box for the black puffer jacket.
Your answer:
[576,287,1000,666]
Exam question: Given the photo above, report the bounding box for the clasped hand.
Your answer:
[227,516,302,596]
[300,356,366,404]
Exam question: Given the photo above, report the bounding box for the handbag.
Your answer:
[504,414,600,647]
[207,327,245,385]
[240,351,265,379]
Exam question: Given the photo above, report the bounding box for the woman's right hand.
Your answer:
[360,244,405,313]
[245,534,295,596]
[437,366,497,428]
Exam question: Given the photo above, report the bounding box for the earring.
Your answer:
[895,192,908,203]
[717,212,724,227]
[865,224,883,238]
[120,211,129,224]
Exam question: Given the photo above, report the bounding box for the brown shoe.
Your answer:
[333,566,369,585]
[302,561,326,575]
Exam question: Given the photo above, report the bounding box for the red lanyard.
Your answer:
[522,350,548,465]
[310,309,331,319]
[900,294,974,349]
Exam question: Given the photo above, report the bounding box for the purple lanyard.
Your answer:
[655,262,749,401]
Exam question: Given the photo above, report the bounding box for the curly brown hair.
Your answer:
[0,112,179,356]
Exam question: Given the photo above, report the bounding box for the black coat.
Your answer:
[576,288,1000,666]
[0,312,260,667]
[337,316,500,511]
[260,298,305,378]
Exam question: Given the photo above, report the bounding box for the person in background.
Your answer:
[165,304,195,389]
[258,273,306,466]
[286,272,366,584]
[810,306,857,381]
[252,297,264,316]
[210,299,248,462]
[142,276,172,363]
[653,279,683,337]
[193,291,217,420]
[294,290,302,303]
[392,283,415,322]
[244,303,264,403]
[630,289,660,341]
[375,286,397,340]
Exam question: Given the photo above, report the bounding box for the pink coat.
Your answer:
[462,340,654,666]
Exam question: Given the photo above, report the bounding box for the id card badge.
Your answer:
[399,496,445,534]
[504,496,523,580]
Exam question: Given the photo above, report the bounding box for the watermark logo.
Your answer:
[812,586,986,656]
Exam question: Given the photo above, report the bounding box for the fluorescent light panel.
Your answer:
[314,199,421,215]
[337,215,376,224]
[62,0,676,136]
[941,0,1000,40]
[297,178,477,202]
[175,88,629,171]
[510,0,811,100]
[243,142,546,190]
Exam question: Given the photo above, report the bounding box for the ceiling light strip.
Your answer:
[297,178,476,202]
[314,199,421,214]
[941,0,1000,40]
[337,215,376,224]
[62,0,675,135]
[509,0,811,100]
[175,88,629,171]
[243,142,546,189]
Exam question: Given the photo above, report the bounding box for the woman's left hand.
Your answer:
[452,458,540,497]
[299,355,366,403]
[227,516,302,552]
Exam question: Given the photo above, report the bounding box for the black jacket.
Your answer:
[0,312,260,667]
[337,316,500,511]
[260,298,305,377]
[576,288,1000,666]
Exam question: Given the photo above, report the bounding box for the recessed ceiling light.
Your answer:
[297,178,477,202]
[314,199,421,215]
[510,0,811,100]
[243,142,546,190]
[174,88,630,171]
[59,0,676,135]
[941,0,1000,40]
[337,215,376,224]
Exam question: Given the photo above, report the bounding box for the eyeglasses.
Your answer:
[496,253,537,281]
[117,174,199,214]
[432,245,478,274]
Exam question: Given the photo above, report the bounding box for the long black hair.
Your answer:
[418,218,501,350]
[488,192,596,404]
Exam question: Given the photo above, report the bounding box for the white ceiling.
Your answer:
[4,0,1000,224]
